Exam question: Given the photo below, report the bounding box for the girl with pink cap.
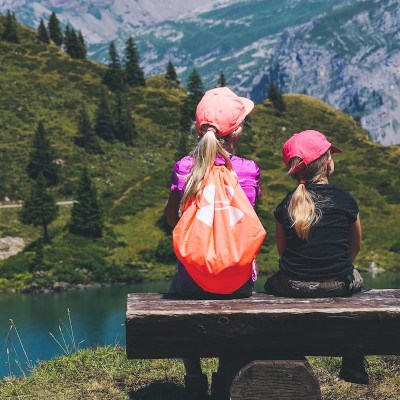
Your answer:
[265,129,368,384]
[164,87,262,399]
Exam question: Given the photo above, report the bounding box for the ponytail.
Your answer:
[287,152,330,240]
[180,129,232,213]
[288,184,320,240]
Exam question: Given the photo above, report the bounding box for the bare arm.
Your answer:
[164,190,181,228]
[275,220,286,256]
[349,214,362,261]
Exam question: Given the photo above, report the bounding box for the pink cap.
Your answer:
[283,130,342,174]
[195,87,254,137]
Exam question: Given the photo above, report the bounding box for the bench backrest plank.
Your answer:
[126,290,400,359]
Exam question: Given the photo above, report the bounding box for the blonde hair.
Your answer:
[180,125,241,213]
[288,151,330,240]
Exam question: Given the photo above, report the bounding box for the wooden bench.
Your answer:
[126,289,400,399]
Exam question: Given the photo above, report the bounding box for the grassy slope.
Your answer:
[0,347,399,399]
[0,21,183,198]
[0,18,399,291]
[0,19,185,290]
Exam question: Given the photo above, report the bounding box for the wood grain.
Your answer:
[126,290,400,359]
[230,359,321,400]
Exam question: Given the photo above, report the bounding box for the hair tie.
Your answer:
[299,179,307,185]
[206,127,217,134]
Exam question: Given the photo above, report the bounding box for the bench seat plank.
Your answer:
[126,290,400,359]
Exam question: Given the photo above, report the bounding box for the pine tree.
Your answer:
[180,68,204,132]
[37,18,50,43]
[1,10,19,43]
[64,26,84,59]
[76,30,87,60]
[0,150,12,198]
[175,131,190,160]
[94,91,115,142]
[68,28,79,58]
[20,175,58,243]
[275,92,286,114]
[63,25,70,48]
[103,41,125,91]
[268,82,286,115]
[69,167,103,238]
[31,239,44,272]
[64,25,74,57]
[165,60,178,82]
[268,82,278,103]
[74,106,102,153]
[124,37,145,87]
[27,121,60,187]
[217,71,227,87]
[114,92,137,145]
[187,68,204,101]
[48,11,63,47]
[64,25,71,51]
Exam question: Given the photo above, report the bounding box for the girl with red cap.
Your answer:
[265,129,368,384]
[165,87,263,399]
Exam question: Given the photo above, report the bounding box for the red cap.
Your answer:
[195,87,254,137]
[283,130,342,174]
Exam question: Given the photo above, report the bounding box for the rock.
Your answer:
[0,242,9,251]
[369,262,379,269]
[89,283,102,289]
[0,236,26,260]
[53,281,69,291]
[75,284,86,290]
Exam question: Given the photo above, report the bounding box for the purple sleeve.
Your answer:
[232,157,262,206]
[246,161,262,205]
[170,156,193,194]
[254,162,262,199]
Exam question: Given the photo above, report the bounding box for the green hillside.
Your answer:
[0,18,399,291]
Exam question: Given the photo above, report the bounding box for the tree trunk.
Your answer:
[43,222,50,243]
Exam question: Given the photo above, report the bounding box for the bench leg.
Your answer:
[229,359,321,400]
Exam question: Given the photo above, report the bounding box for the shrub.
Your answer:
[51,264,89,284]
[155,237,176,263]
[389,241,400,254]
[0,254,32,278]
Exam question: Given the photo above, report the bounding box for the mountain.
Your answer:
[250,0,400,146]
[0,17,399,291]
[0,0,237,44]
[4,0,400,144]
[135,0,400,146]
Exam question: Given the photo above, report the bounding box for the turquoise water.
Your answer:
[0,271,399,379]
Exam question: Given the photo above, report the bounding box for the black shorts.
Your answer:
[169,272,254,300]
[264,269,363,298]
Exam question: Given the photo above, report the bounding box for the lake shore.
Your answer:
[0,347,399,399]
[1,267,400,294]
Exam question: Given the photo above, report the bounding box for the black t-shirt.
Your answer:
[274,184,359,280]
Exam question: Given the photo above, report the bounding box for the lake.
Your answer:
[1,271,399,379]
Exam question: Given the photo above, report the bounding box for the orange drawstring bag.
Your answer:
[173,165,266,294]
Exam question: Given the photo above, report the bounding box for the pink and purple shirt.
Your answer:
[170,154,262,283]
[171,155,262,206]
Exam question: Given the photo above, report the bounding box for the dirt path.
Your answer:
[0,200,74,209]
